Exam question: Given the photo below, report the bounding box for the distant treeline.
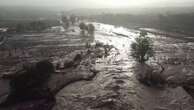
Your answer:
[0,6,58,20]
[91,13,194,35]
[0,6,60,33]
[0,20,60,33]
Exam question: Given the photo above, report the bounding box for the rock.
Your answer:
[63,52,83,69]
[135,64,166,87]
[95,47,105,58]
[166,76,180,88]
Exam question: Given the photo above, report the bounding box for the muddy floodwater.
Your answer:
[1,23,194,110]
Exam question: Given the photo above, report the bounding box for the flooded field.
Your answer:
[1,22,194,110]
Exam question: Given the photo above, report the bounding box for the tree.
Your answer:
[70,15,76,25]
[15,21,47,33]
[131,31,154,63]
[15,24,25,32]
[64,22,70,30]
[62,16,68,23]
[29,21,47,32]
[79,22,87,36]
[62,16,70,30]
[6,60,54,104]
[87,24,95,36]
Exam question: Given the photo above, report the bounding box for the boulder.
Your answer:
[135,63,166,87]
[63,52,83,69]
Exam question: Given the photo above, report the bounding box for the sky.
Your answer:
[0,0,193,9]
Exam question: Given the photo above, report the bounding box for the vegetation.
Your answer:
[95,41,114,58]
[132,32,166,87]
[62,16,70,29]
[131,31,154,63]
[79,22,87,36]
[61,15,77,30]
[70,15,77,25]
[8,60,54,102]
[4,20,57,33]
[15,21,47,32]
[87,24,95,36]
[95,41,104,48]
[79,22,95,37]
[85,42,91,48]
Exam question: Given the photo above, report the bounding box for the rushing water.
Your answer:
[93,23,194,110]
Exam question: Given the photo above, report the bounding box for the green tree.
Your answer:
[131,31,154,63]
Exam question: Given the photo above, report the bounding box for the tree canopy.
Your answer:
[131,31,154,63]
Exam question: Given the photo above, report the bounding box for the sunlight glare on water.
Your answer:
[93,23,138,77]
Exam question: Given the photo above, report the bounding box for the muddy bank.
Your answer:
[0,42,124,110]
[53,47,136,110]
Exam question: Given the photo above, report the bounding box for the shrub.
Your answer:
[79,22,87,36]
[36,60,55,73]
[85,42,91,48]
[15,21,47,33]
[62,16,70,29]
[70,15,76,25]
[87,24,95,36]
[8,60,54,102]
[95,41,104,48]
[131,31,154,63]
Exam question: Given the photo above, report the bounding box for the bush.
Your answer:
[131,31,154,63]
[8,60,54,102]
[15,21,48,33]
[79,22,87,36]
[36,60,55,73]
[85,42,91,48]
[88,24,95,36]
[95,41,104,48]
[70,15,76,25]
